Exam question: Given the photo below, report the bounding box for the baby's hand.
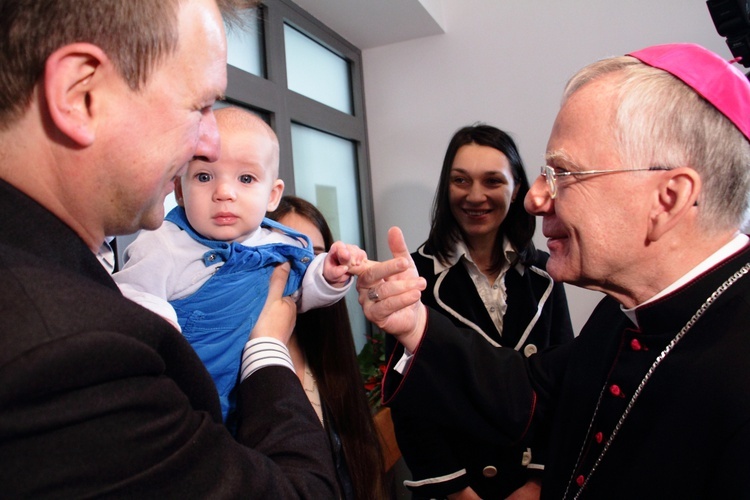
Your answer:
[323,241,370,287]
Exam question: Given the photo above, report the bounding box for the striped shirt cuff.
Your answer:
[240,337,295,381]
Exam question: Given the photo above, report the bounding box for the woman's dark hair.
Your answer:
[268,196,387,500]
[427,123,536,268]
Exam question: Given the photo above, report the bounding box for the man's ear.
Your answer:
[266,179,285,212]
[44,43,109,147]
[648,167,701,241]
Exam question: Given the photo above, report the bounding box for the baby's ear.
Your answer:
[266,178,285,211]
[173,178,185,207]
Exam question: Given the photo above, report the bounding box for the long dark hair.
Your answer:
[427,124,536,268]
[268,196,387,500]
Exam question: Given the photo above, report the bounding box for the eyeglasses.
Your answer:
[540,165,673,199]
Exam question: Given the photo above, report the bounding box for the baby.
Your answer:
[115,107,366,424]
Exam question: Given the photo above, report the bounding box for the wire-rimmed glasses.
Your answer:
[540,165,673,199]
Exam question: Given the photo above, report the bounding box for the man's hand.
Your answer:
[356,227,427,352]
[250,263,296,343]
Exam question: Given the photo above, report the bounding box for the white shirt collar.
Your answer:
[622,233,749,326]
[97,237,116,274]
[431,237,524,275]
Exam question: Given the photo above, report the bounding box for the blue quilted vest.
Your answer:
[165,207,313,424]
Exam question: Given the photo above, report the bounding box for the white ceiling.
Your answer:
[290,0,446,49]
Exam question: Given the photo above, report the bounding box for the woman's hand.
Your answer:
[506,479,542,500]
[250,263,296,343]
[356,227,427,352]
[447,486,481,500]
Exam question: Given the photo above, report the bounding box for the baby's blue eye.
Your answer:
[239,175,254,184]
[197,173,211,182]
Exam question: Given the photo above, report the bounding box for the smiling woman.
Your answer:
[386,123,574,499]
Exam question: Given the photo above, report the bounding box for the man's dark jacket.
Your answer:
[0,179,335,498]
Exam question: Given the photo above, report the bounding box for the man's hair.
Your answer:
[564,56,750,232]
[0,0,252,127]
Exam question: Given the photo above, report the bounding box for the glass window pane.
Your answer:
[291,123,366,351]
[226,9,265,77]
[284,25,353,114]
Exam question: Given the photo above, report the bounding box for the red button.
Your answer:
[609,384,622,397]
[595,431,603,443]
[630,338,642,351]
[576,475,585,486]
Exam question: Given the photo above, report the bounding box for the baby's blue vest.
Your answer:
[165,207,314,424]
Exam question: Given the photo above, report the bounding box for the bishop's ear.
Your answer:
[44,43,109,147]
[648,167,701,241]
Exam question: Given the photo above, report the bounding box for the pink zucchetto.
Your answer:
[628,43,750,142]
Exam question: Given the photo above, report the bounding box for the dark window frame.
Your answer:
[225,0,377,257]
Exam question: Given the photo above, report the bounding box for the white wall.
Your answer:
[361,0,731,334]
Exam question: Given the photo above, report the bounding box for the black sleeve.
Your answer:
[383,308,539,448]
[550,280,575,344]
